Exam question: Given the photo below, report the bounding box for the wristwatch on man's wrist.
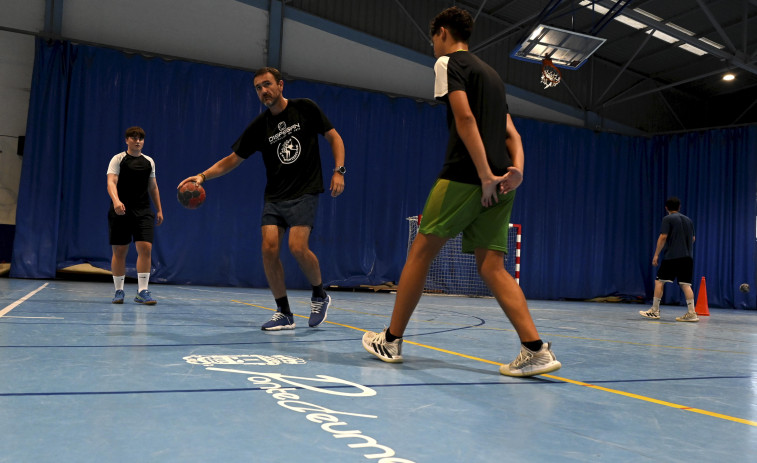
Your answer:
[334,166,346,175]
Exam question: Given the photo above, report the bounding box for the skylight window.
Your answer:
[679,44,708,56]
[647,30,678,44]
[699,37,725,49]
[577,0,724,56]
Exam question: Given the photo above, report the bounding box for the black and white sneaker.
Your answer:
[639,308,660,319]
[499,342,561,377]
[362,329,403,363]
[675,312,699,322]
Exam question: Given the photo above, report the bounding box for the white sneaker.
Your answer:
[639,308,660,319]
[676,312,699,322]
[499,342,561,377]
[362,329,403,363]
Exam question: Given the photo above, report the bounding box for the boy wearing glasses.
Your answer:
[106,126,164,304]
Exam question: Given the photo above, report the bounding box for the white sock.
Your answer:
[652,297,661,311]
[138,273,150,292]
[686,299,695,314]
[113,275,125,291]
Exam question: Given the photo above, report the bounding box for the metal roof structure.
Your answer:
[285,0,757,133]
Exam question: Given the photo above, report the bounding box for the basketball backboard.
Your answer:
[511,24,606,70]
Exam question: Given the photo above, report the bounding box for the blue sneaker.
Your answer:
[308,294,331,327]
[262,312,295,331]
[112,289,125,304]
[134,289,157,305]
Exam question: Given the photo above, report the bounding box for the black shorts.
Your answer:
[108,209,155,245]
[261,194,319,229]
[656,257,693,284]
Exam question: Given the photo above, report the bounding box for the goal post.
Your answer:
[407,216,521,297]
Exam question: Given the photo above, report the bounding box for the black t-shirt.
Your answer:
[107,152,155,214]
[232,98,333,202]
[433,51,511,184]
[660,212,695,259]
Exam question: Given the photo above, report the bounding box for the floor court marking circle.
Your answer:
[232,298,757,428]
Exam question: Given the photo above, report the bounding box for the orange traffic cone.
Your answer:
[695,276,710,316]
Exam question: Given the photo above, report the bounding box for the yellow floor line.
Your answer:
[232,299,757,427]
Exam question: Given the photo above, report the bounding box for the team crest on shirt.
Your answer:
[277,136,301,164]
[269,121,302,164]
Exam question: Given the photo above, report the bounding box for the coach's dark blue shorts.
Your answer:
[261,194,319,229]
[656,257,693,284]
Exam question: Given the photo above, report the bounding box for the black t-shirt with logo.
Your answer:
[232,98,333,202]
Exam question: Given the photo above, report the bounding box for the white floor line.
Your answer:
[2,316,64,319]
[0,282,49,318]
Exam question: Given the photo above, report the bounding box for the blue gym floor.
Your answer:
[1,278,755,462]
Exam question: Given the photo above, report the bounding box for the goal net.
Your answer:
[407,216,521,297]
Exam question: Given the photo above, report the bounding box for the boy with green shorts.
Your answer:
[362,6,561,377]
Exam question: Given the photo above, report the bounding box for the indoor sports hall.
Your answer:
[1,1,756,462]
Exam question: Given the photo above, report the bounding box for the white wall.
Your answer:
[61,0,268,69]
[0,29,35,225]
[281,14,434,100]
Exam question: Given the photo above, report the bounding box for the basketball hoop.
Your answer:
[540,58,562,89]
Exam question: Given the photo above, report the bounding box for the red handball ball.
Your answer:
[177,182,206,209]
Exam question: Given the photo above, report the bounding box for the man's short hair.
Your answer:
[429,6,473,42]
[254,66,283,83]
[665,196,681,211]
[125,126,145,139]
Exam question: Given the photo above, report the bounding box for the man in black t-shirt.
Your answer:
[107,126,164,305]
[180,67,346,331]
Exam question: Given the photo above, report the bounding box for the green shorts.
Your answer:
[418,178,515,254]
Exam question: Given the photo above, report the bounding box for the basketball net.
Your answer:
[540,58,562,89]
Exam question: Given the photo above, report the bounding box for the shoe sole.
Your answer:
[112,300,124,304]
[135,300,157,305]
[499,360,562,377]
[308,316,327,328]
[639,311,659,319]
[262,323,295,331]
[676,318,699,322]
[362,338,403,363]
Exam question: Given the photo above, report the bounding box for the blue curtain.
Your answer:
[510,119,756,309]
[11,40,756,309]
[11,40,445,290]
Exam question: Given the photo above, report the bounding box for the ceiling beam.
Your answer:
[602,66,730,107]
[732,96,757,125]
[45,0,64,36]
[658,91,687,131]
[594,30,653,106]
[393,0,432,46]
[695,0,737,54]
[472,0,490,22]
[470,0,579,55]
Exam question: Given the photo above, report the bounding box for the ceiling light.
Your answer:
[722,73,735,81]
